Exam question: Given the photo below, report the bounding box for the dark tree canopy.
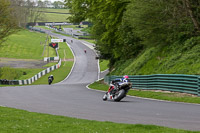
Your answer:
[65,0,200,65]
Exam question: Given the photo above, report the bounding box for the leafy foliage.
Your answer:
[0,0,18,45]
[66,0,200,73]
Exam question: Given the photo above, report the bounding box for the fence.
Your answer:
[104,74,200,96]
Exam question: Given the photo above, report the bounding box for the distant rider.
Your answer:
[48,75,54,85]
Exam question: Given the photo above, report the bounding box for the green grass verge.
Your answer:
[89,80,200,104]
[0,106,198,133]
[59,42,74,59]
[80,39,96,44]
[99,60,109,72]
[17,68,44,80]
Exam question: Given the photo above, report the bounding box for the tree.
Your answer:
[123,0,200,46]
[184,0,200,33]
[52,1,64,9]
[65,0,129,61]
[10,0,45,27]
[0,0,18,45]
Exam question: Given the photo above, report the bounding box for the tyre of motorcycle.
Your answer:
[113,89,126,102]
[103,93,107,101]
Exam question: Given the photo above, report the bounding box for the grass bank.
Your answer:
[99,60,109,72]
[89,80,200,104]
[0,106,198,133]
[111,36,200,75]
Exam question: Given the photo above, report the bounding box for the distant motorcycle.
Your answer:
[48,75,54,85]
[48,77,53,85]
[103,81,132,102]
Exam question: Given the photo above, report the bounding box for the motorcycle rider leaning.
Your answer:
[109,75,130,95]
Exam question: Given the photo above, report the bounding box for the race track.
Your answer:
[0,30,200,131]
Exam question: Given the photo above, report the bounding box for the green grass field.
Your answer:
[0,106,197,133]
[37,8,70,22]
[0,30,55,59]
[43,8,70,13]
[40,13,71,22]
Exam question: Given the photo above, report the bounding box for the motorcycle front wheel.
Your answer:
[113,89,126,102]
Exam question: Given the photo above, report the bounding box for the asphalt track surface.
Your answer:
[0,29,200,131]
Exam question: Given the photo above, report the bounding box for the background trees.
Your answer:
[10,0,45,27]
[0,0,18,45]
[0,0,48,45]
[65,0,200,67]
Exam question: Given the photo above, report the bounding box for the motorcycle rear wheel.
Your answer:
[113,89,126,102]
[103,94,107,101]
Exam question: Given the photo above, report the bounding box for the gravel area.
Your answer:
[0,58,47,68]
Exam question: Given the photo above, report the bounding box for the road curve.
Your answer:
[0,30,200,131]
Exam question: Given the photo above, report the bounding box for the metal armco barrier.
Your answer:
[104,74,200,96]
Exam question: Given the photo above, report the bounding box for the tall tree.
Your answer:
[0,0,18,45]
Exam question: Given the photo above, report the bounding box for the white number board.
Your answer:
[51,39,63,42]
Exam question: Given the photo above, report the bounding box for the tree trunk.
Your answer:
[184,0,200,32]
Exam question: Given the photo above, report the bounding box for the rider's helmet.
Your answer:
[51,75,53,77]
[123,75,129,79]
